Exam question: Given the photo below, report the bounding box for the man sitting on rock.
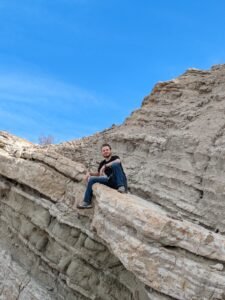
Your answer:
[77,143,127,209]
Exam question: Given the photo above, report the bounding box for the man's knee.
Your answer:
[87,176,99,185]
[88,176,107,185]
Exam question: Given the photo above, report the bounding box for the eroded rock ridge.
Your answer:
[1,64,225,299]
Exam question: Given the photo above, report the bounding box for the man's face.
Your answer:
[101,146,112,158]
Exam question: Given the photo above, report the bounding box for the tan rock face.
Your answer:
[92,184,225,300]
[0,132,149,300]
[54,65,225,231]
[0,249,54,300]
[1,64,225,299]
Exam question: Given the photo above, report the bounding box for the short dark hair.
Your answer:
[101,143,111,150]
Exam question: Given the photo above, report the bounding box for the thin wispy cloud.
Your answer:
[0,70,122,143]
[1,0,224,144]
[0,72,96,103]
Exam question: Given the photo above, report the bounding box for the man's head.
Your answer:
[101,143,112,158]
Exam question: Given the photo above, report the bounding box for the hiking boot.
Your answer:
[77,202,93,209]
[117,186,126,193]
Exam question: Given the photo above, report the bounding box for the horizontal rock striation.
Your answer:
[92,184,225,300]
[1,64,225,299]
[54,65,225,233]
[0,132,149,300]
[0,249,54,300]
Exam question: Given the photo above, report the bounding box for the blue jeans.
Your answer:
[83,162,127,204]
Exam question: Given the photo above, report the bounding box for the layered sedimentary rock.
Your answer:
[1,64,225,299]
[0,132,149,300]
[93,184,225,299]
[55,65,225,232]
[0,249,54,300]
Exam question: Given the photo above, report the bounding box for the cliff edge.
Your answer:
[1,64,225,299]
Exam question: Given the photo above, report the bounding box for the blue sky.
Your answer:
[0,0,225,143]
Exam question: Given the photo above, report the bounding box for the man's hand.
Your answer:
[83,171,100,182]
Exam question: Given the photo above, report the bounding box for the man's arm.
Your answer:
[105,158,120,167]
[99,158,121,175]
[89,171,100,176]
[83,171,99,182]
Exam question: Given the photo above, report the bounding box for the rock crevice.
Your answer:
[2,64,225,299]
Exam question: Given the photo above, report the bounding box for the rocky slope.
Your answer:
[1,64,225,299]
[55,64,225,232]
[0,132,149,300]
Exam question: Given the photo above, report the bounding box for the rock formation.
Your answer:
[1,64,225,299]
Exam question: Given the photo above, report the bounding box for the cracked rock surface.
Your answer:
[54,65,225,233]
[1,64,225,299]
[0,249,54,300]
